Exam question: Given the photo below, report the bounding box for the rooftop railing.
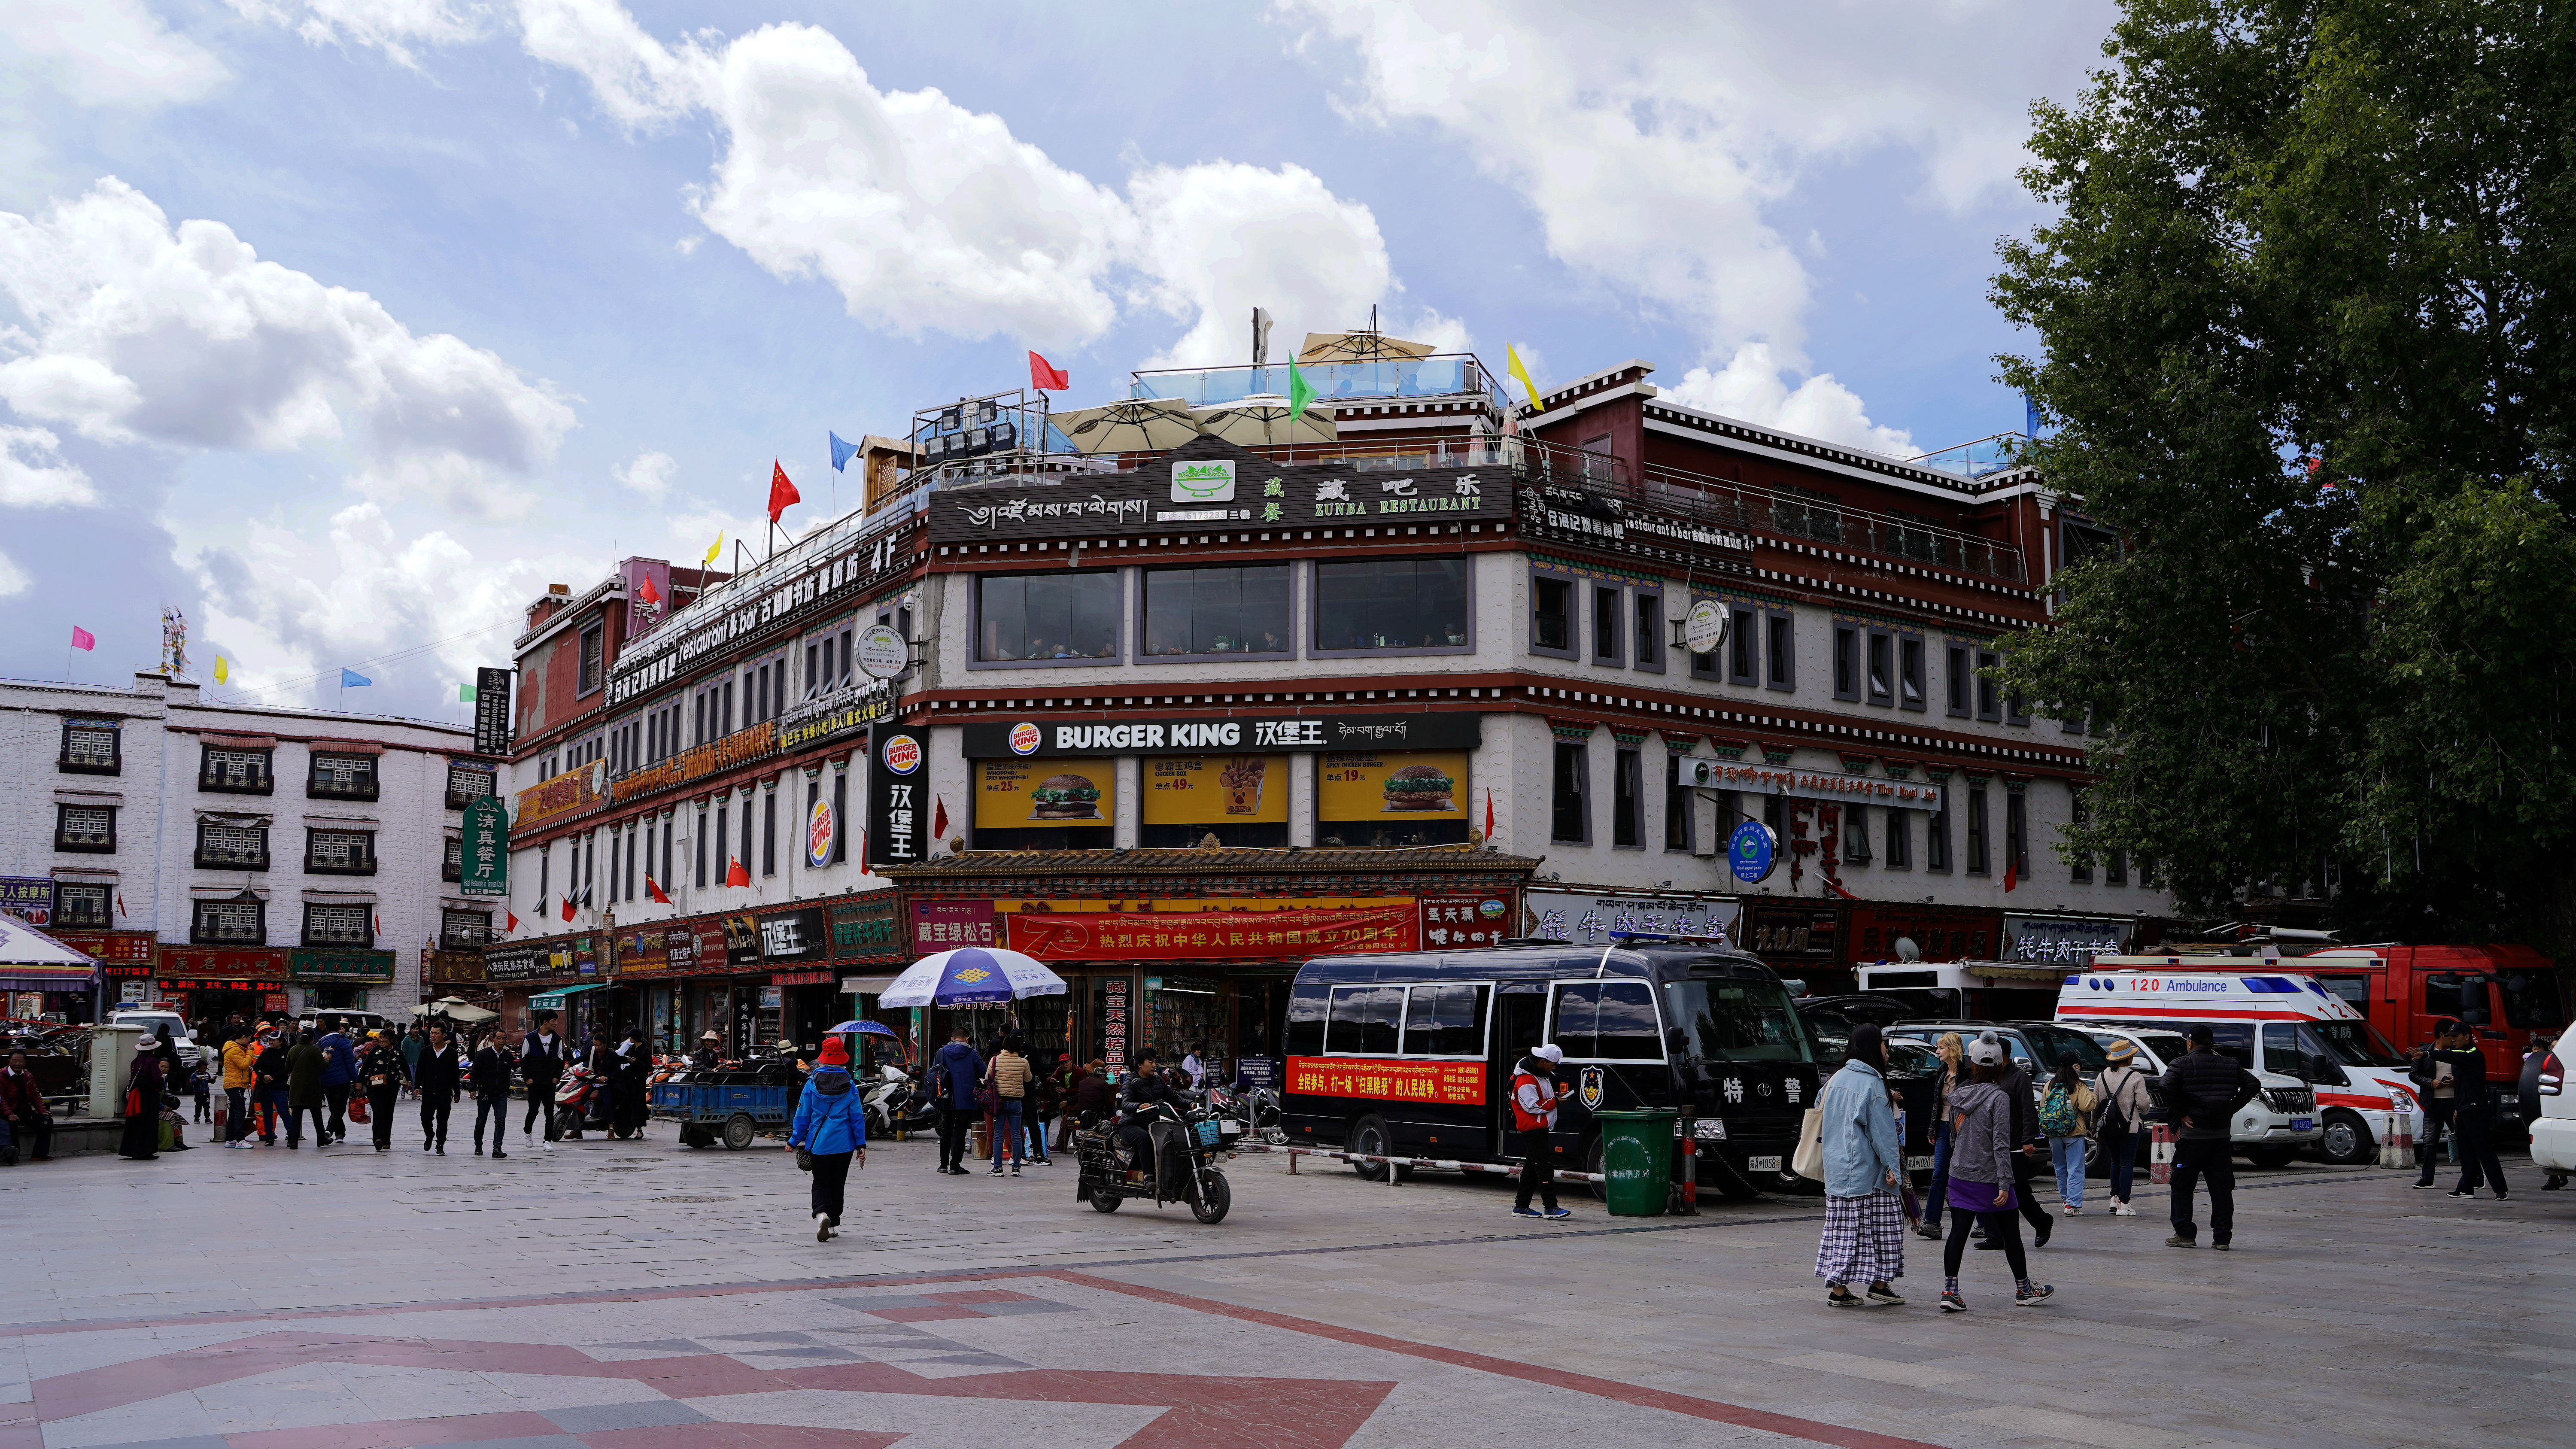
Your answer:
[1908,431,2032,480]
[1130,355,1508,413]
[1628,462,2027,582]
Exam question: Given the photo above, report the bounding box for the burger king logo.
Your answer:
[881,733,922,775]
[1008,722,1042,756]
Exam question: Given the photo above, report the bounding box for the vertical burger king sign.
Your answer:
[866,727,926,870]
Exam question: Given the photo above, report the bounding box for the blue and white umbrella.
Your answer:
[878,947,1067,1009]
[827,1020,899,1039]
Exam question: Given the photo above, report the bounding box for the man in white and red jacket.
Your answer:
[1511,1043,1572,1220]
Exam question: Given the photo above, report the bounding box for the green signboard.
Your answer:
[289,949,396,984]
[460,794,508,897]
[829,894,905,963]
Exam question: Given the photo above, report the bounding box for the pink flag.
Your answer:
[70,626,95,651]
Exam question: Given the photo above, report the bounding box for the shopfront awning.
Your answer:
[0,912,98,993]
[527,983,609,1010]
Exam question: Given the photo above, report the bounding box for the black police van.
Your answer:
[1279,941,1820,1196]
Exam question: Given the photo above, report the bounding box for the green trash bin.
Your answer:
[1594,1108,1678,1217]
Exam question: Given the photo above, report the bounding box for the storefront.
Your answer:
[887,846,1535,1084]
[47,930,158,1021]
[1520,888,1741,950]
[154,945,289,1025]
[421,950,498,1014]
[609,927,684,1054]
[827,892,908,1060]
[3,914,102,1022]
[288,948,397,1014]
[481,936,609,1038]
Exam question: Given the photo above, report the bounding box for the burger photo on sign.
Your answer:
[1381,763,1454,812]
[1029,773,1103,820]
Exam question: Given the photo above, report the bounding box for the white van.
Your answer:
[2057,970,2419,1165]
[104,1008,205,1072]
[2076,1024,2322,1168]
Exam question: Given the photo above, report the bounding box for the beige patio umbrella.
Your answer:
[414,996,500,1023]
[1192,395,1337,449]
[1048,398,1205,454]
[1297,330,1434,364]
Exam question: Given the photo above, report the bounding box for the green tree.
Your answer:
[1991,0,2576,944]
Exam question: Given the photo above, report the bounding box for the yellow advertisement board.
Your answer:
[975,758,1113,828]
[1316,750,1469,821]
[1140,755,1289,825]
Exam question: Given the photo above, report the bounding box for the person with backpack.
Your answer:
[2152,1024,2263,1248]
[788,1036,867,1241]
[1938,1035,2053,1310]
[1813,1024,1907,1307]
[1510,1043,1574,1220]
[2039,1052,2098,1216]
[2093,1039,2153,1216]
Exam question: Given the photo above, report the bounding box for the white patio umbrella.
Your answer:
[1192,395,1337,449]
[1049,398,1204,455]
[413,996,500,1023]
[1296,330,1434,364]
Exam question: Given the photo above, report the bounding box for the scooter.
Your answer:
[863,1066,937,1140]
[554,1062,609,1136]
[1074,1099,1237,1224]
[1206,1081,1285,1145]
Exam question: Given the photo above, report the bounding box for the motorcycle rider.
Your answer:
[690,1030,723,1074]
[1117,1049,1182,1184]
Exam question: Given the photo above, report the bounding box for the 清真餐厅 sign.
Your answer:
[962,711,1480,759]
[459,796,507,897]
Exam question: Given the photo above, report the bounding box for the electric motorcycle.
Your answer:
[1074,1098,1238,1224]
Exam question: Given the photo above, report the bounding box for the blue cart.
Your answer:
[650,1080,794,1150]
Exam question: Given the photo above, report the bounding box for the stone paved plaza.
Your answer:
[2,1128,2568,1449]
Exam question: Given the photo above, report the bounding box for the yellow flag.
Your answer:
[214,655,228,683]
[1507,345,1543,413]
[704,532,723,568]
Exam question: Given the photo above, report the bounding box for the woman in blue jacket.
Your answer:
[1812,1023,1907,1308]
[789,1036,867,1241]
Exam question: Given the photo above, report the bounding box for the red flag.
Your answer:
[726,856,750,887]
[70,625,95,651]
[1823,875,1857,900]
[646,874,669,905]
[636,573,661,605]
[1028,351,1069,391]
[561,893,575,922]
[116,891,127,918]
[1482,789,1495,842]
[932,795,949,841]
[2003,855,2020,892]
[768,462,800,523]
[855,827,868,878]
[506,909,519,932]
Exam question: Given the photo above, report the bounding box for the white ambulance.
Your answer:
[2056,968,2421,1165]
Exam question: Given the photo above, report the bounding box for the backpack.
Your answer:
[2037,1079,2080,1137]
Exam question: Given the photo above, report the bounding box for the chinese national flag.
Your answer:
[560,894,575,922]
[1482,788,1495,842]
[635,573,661,605]
[506,909,519,932]
[1028,351,1069,391]
[768,461,801,523]
[646,874,669,905]
[725,856,750,887]
[932,796,949,841]
[2003,856,2019,892]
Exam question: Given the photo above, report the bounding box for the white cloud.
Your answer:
[0,423,96,506]
[614,448,675,497]
[0,177,575,473]
[0,547,27,597]
[1664,343,1914,458]
[226,1,493,70]
[0,0,228,110]
[1128,161,1391,369]
[514,0,715,129]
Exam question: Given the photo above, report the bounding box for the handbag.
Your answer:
[796,1147,814,1172]
[1789,1106,1826,1181]
[349,1094,370,1124]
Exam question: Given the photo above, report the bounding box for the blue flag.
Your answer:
[830,431,859,473]
[341,668,371,688]
[2025,395,2043,437]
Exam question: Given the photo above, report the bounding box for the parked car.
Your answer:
[1796,998,1941,1186]
[103,1008,206,1072]
[2528,1041,2572,1175]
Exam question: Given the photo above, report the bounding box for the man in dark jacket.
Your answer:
[283,1031,329,1148]
[252,1030,291,1144]
[414,1025,462,1154]
[316,1018,358,1145]
[1,1048,54,1162]
[358,1032,404,1151]
[2433,1021,2506,1199]
[468,1033,512,1158]
[519,1013,565,1150]
[927,1028,982,1175]
[2154,1024,2263,1248]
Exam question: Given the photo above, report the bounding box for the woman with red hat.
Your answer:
[789,1035,868,1241]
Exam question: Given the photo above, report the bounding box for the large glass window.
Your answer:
[1550,742,1589,843]
[1401,984,1488,1057]
[2499,967,2569,1029]
[1315,559,1469,652]
[1325,985,1402,1055]
[1553,980,1665,1061]
[1532,576,1572,652]
[976,571,1121,661]
[1663,978,1811,1063]
[1142,565,1290,656]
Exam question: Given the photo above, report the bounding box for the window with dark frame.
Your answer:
[578,621,605,695]
[1975,650,2003,722]
[975,570,1122,661]
[2006,790,2028,881]
[443,835,463,882]
[191,897,264,945]
[1728,606,1759,683]
[1832,623,1859,701]
[200,745,273,794]
[2070,792,2092,882]
[1141,564,1292,657]
[59,718,120,775]
[1531,575,1573,653]
[53,882,109,927]
[301,902,372,948]
[1899,636,1926,711]
[1632,589,1662,671]
[1946,643,1971,717]
[1664,759,1692,851]
[1865,628,1894,706]
[1926,790,1951,872]
[1611,747,1643,848]
[1593,584,1623,664]
[1843,803,1871,863]
[194,820,267,870]
[1886,806,1911,868]
[1551,741,1590,843]
[1315,558,1471,652]
[831,770,849,861]
[440,908,492,950]
[55,804,116,853]
[1966,785,1991,873]
[2108,847,2128,886]
[695,808,709,887]
[1765,611,1795,690]
[308,753,378,800]
[305,828,375,875]
[761,791,777,876]
[445,762,496,809]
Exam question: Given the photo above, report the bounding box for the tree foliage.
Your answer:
[1992,0,2576,943]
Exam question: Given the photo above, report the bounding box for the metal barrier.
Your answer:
[1226,1140,1606,1186]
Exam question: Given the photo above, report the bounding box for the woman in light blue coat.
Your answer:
[789,1037,868,1242]
[1811,1023,1906,1307]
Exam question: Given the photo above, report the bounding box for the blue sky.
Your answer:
[0,0,2116,720]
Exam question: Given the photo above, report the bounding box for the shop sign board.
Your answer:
[665,920,721,975]
[1005,901,1418,961]
[472,667,513,756]
[514,759,609,830]
[1102,975,1129,1070]
[59,931,158,964]
[1847,904,2002,966]
[911,899,994,949]
[778,680,893,753]
[1739,902,1847,961]
[288,949,396,984]
[757,906,829,964]
[1141,754,1288,824]
[615,928,677,978]
[720,914,765,968]
[829,894,904,962]
[459,796,508,896]
[771,969,833,987]
[966,711,1480,759]
[1679,757,1946,807]
[1523,891,1741,949]
[0,877,56,926]
[480,944,553,982]
[571,937,603,978]
[424,950,485,983]
[866,727,927,869]
[1418,893,1513,950]
[158,946,289,982]
[2002,915,2130,966]
[927,443,1511,545]
[605,519,917,706]
[1286,1056,1486,1106]
[611,721,778,805]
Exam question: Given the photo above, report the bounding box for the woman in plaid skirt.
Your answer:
[1813,1024,1908,1307]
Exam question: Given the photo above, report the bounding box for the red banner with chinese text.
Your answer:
[1286,1055,1485,1106]
[1006,903,1419,961]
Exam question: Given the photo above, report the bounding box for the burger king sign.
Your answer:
[881,732,922,775]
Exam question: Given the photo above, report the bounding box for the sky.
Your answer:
[0,0,2119,721]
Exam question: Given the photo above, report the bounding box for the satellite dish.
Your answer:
[1893,935,1923,963]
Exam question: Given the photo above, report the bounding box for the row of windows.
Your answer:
[182,900,491,949]
[54,808,401,878]
[80,740,495,805]
[970,560,1471,665]
[1285,980,1663,1063]
[533,774,852,908]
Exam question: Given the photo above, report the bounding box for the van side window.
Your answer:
[1593,981,1663,1061]
[2206,1022,2254,1070]
[1283,984,1329,1057]
[1402,984,1488,1057]
[1325,985,1401,1055]
[1550,983,1601,1060]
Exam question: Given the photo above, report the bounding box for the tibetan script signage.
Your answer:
[829,894,904,963]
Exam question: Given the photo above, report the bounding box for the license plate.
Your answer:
[1746,1155,1782,1173]
[1905,1155,1934,1172]
[2290,1118,2315,1132]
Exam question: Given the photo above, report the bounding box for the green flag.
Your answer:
[459,683,477,702]
[1287,360,1315,421]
